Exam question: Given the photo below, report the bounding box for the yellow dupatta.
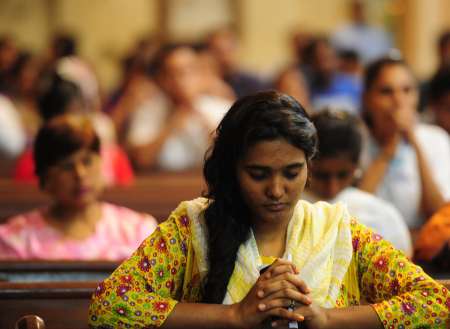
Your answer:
[186,197,352,308]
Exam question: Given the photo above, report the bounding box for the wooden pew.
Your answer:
[437,279,450,290]
[0,281,98,329]
[15,315,46,329]
[101,171,206,223]
[1,275,449,329]
[0,260,121,282]
[2,279,449,329]
[0,171,206,224]
[0,158,15,178]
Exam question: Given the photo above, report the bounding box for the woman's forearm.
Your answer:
[160,302,239,329]
[323,305,383,329]
[357,154,391,193]
[359,132,400,194]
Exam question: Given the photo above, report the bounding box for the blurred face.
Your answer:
[440,39,450,65]
[208,29,239,67]
[18,58,40,94]
[312,42,339,77]
[236,139,308,228]
[159,47,203,103]
[364,64,418,133]
[311,156,357,200]
[0,40,18,72]
[44,147,103,208]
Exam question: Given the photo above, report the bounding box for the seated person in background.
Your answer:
[427,63,450,135]
[299,38,363,115]
[0,36,19,93]
[41,34,102,115]
[207,27,273,98]
[330,0,393,66]
[303,109,412,256]
[0,114,157,260]
[414,202,450,268]
[195,43,236,101]
[0,93,26,159]
[105,47,165,144]
[358,58,450,229]
[419,31,450,111]
[89,91,447,329]
[14,74,135,187]
[126,44,232,170]
[7,53,43,145]
[275,68,310,114]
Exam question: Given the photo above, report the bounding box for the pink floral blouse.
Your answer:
[0,202,158,261]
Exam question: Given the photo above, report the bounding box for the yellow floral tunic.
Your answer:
[88,203,450,329]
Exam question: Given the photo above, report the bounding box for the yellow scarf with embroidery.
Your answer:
[186,197,352,308]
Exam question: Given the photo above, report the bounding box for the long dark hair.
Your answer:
[200,90,317,304]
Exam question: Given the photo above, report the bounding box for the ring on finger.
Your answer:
[290,299,295,308]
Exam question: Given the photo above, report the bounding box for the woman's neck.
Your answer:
[252,220,290,259]
[45,201,102,241]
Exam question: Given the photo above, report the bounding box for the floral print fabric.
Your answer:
[88,207,450,328]
[0,202,157,260]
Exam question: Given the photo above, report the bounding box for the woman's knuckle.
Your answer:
[275,307,285,316]
[283,272,292,280]
[281,280,290,288]
[282,288,291,296]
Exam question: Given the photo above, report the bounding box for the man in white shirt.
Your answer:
[0,94,26,158]
[126,44,231,170]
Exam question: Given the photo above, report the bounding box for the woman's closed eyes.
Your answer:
[248,170,302,181]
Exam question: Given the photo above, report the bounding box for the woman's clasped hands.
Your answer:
[230,258,328,329]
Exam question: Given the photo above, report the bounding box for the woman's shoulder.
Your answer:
[416,123,450,145]
[299,199,350,218]
[0,208,48,236]
[145,197,211,232]
[338,187,404,219]
[170,197,210,218]
[100,202,154,221]
[298,199,352,233]
[136,198,211,253]
[99,202,158,232]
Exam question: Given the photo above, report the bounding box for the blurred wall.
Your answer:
[0,0,160,93]
[49,0,160,92]
[237,0,385,76]
[1,0,449,94]
[0,0,50,54]
[399,0,450,79]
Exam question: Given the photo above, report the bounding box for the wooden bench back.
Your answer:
[1,276,449,329]
[0,260,120,282]
[0,281,98,329]
[0,171,205,224]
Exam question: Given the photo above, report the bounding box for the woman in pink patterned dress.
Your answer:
[0,114,157,260]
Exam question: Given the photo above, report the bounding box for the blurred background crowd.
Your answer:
[0,0,450,268]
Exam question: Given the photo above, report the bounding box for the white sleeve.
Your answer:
[0,95,26,158]
[126,98,169,147]
[377,202,413,258]
[416,124,450,201]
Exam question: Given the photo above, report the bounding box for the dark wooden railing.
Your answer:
[0,171,206,224]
